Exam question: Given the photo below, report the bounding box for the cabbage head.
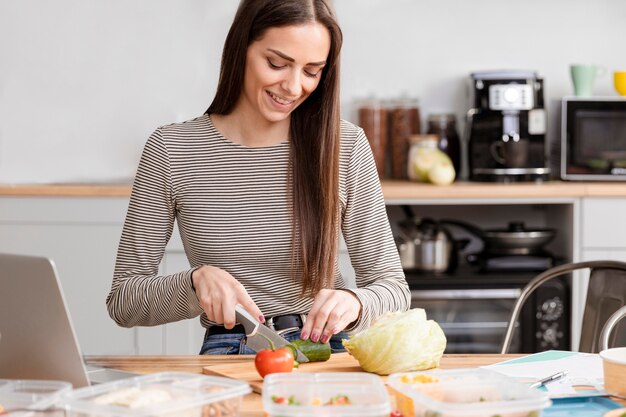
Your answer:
[342,308,446,375]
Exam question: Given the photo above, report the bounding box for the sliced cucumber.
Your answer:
[291,339,331,362]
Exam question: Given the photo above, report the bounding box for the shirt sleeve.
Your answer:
[106,128,203,327]
[341,128,411,332]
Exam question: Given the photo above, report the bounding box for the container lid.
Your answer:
[388,368,552,415]
[263,372,391,417]
[62,372,251,417]
[427,113,456,124]
[0,379,72,413]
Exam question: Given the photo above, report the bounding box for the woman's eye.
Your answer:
[304,69,322,78]
[267,59,285,69]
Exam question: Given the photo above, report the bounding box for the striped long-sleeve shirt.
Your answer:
[106,114,410,334]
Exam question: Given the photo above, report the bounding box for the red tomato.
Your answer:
[254,346,295,378]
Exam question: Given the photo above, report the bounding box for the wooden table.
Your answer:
[86,354,626,416]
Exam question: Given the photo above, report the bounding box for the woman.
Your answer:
[106,0,409,355]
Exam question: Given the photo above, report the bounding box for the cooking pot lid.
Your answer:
[483,221,554,238]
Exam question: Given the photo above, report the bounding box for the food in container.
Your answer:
[263,372,390,417]
[62,372,251,417]
[0,379,72,417]
[388,368,552,417]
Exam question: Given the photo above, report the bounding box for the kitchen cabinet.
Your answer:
[0,196,133,355]
[1,182,626,354]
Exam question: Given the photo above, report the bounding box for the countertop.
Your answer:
[85,354,626,417]
[2,181,626,199]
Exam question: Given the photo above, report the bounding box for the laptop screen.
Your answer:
[0,253,91,388]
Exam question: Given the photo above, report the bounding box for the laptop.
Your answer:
[0,253,137,387]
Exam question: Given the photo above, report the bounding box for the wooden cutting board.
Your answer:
[203,352,383,394]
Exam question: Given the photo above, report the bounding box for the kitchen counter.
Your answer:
[2,180,626,199]
[85,354,626,416]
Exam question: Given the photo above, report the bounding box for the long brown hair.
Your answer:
[207,0,343,296]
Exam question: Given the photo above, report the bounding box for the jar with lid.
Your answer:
[357,99,388,179]
[426,114,461,174]
[389,98,420,179]
[407,134,439,181]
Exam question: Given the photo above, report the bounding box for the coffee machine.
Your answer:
[466,70,550,182]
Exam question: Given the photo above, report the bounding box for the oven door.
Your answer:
[411,288,522,353]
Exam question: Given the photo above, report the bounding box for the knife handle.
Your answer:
[234,304,260,336]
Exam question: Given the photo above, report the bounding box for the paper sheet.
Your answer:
[483,350,605,398]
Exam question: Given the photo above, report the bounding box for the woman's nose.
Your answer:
[281,70,302,97]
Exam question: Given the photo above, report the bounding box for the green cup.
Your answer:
[570,64,606,96]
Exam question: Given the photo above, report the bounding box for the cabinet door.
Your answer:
[582,198,626,248]
[0,197,134,355]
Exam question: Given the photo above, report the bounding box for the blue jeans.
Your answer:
[199,328,348,355]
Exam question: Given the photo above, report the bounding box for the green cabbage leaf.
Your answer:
[342,308,446,375]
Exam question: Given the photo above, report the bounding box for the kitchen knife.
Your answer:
[234,304,309,363]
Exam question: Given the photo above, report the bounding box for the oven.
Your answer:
[406,269,570,354]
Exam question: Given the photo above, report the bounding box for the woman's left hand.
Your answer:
[300,289,361,343]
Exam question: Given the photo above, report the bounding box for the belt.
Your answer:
[208,313,306,336]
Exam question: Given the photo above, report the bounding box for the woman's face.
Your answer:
[239,23,331,124]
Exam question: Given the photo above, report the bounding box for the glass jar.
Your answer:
[357,99,388,179]
[426,113,461,174]
[407,134,439,181]
[389,98,420,179]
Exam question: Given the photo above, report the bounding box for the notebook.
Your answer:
[0,253,137,387]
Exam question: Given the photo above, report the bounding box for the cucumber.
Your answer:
[290,339,331,362]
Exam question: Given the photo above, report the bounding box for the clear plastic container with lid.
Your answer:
[0,379,72,417]
[263,372,390,417]
[426,113,461,174]
[407,134,440,181]
[388,368,552,417]
[62,372,251,417]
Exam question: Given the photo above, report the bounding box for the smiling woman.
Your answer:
[217,23,331,141]
[106,0,410,356]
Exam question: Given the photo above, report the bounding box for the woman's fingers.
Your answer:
[192,265,263,327]
[301,289,361,342]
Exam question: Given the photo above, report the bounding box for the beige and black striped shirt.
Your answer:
[106,114,410,333]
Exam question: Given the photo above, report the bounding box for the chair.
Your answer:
[600,305,626,351]
[501,260,626,354]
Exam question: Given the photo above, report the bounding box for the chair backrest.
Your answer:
[580,267,626,352]
[501,260,626,354]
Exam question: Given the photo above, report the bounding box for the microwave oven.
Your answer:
[561,97,626,181]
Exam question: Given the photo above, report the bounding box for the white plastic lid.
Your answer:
[388,368,552,416]
[62,372,251,417]
[263,372,391,417]
[0,379,72,412]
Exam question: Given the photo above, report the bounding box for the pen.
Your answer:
[529,371,567,389]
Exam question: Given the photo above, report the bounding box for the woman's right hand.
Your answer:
[191,265,264,329]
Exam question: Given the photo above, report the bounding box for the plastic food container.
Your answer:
[0,379,72,417]
[263,372,391,417]
[388,368,552,417]
[62,372,251,417]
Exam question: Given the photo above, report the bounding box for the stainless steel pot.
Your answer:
[396,219,457,272]
[396,213,459,273]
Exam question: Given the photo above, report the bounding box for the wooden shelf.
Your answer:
[382,180,626,200]
[1,180,626,199]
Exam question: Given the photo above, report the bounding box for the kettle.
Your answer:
[396,207,461,273]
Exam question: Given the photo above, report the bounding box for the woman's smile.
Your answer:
[266,90,297,108]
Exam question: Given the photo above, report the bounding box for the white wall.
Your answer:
[1,0,625,183]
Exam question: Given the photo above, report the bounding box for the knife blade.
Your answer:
[234,304,309,363]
